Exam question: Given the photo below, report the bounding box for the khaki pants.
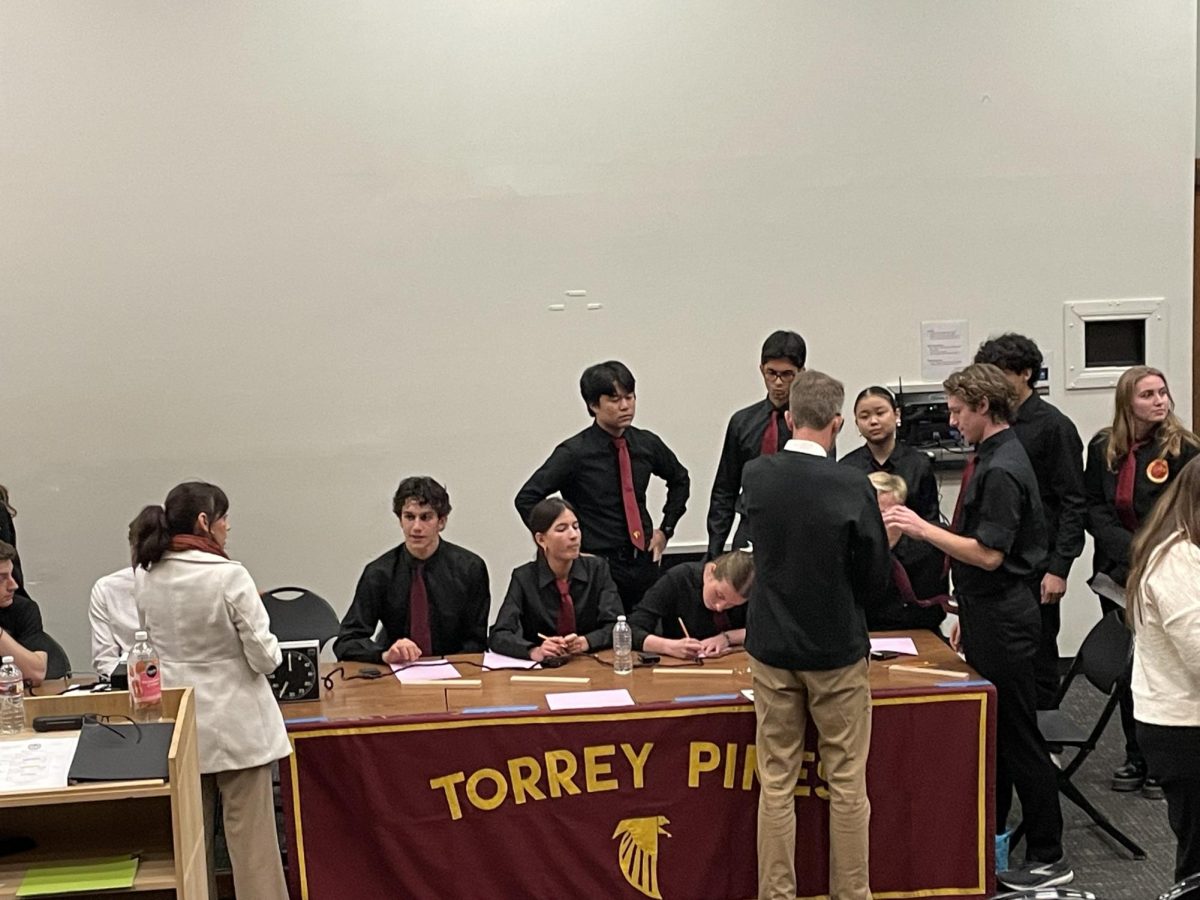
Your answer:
[202,763,289,900]
[752,657,872,900]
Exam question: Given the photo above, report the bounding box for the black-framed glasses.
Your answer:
[82,713,144,744]
[763,367,798,383]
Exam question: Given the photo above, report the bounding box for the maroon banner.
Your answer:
[283,690,994,900]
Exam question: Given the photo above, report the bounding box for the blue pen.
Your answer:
[461,704,540,715]
[673,693,741,703]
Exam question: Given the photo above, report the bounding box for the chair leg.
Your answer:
[1058,776,1147,860]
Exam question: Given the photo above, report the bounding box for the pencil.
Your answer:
[678,617,692,640]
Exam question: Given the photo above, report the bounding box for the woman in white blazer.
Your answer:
[131,481,290,900]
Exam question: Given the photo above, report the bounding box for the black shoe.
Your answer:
[997,856,1074,890]
[1143,776,1164,800]
[1112,759,1147,791]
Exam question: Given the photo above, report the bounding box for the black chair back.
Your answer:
[1074,610,1133,694]
[261,586,340,647]
[41,632,72,680]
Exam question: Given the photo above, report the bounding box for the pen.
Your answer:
[678,617,692,640]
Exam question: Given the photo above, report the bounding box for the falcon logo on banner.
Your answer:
[612,815,671,898]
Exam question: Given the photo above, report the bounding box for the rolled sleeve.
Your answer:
[969,469,1022,556]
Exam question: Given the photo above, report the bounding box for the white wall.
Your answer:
[1,1,1195,670]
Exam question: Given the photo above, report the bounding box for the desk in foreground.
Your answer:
[281,631,995,900]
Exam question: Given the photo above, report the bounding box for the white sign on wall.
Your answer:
[920,319,970,382]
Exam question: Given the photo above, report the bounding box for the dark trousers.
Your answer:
[603,552,662,616]
[960,586,1064,863]
[1033,591,1062,710]
[1099,596,1140,764]
[1139,722,1200,881]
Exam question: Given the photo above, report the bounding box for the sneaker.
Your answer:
[1111,759,1147,791]
[997,857,1074,890]
[1143,776,1164,800]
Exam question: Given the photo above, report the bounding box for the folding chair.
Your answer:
[993,890,1099,900]
[1018,611,1146,859]
[41,632,73,680]
[260,586,340,649]
[1159,873,1200,900]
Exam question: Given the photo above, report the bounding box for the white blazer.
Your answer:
[135,549,291,774]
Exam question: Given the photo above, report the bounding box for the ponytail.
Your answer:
[130,505,172,570]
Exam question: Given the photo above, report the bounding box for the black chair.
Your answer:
[41,632,72,680]
[993,890,1099,900]
[261,586,340,649]
[1018,611,1146,859]
[1160,874,1200,900]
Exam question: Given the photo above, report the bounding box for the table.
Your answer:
[281,631,995,900]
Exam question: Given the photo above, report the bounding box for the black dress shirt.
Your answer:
[628,561,747,651]
[839,442,941,522]
[741,445,890,671]
[951,429,1047,600]
[515,423,690,554]
[707,397,792,558]
[1085,429,1200,586]
[0,505,27,597]
[333,540,490,663]
[1010,392,1086,579]
[0,594,48,653]
[488,555,622,659]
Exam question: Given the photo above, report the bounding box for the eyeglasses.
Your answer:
[763,368,798,383]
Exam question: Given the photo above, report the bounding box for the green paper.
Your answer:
[16,855,138,897]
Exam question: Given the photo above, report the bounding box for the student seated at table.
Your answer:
[489,498,622,662]
[0,540,48,685]
[628,550,754,660]
[335,476,490,664]
[867,473,946,633]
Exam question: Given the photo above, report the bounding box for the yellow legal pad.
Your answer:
[16,855,138,897]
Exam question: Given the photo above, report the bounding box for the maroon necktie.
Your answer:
[944,454,977,576]
[1114,440,1148,533]
[711,610,731,633]
[891,557,919,606]
[760,408,780,456]
[554,578,576,636]
[612,436,647,551]
[408,563,432,656]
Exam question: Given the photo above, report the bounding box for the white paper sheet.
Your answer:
[391,661,463,683]
[870,637,919,656]
[0,734,80,792]
[482,651,540,671]
[545,688,635,711]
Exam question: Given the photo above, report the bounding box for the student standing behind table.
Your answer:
[1125,458,1200,883]
[489,498,622,662]
[629,549,753,660]
[884,364,1070,891]
[840,386,940,522]
[130,481,290,900]
[1085,365,1200,797]
[741,370,889,900]
[0,541,48,685]
[866,473,946,634]
[706,330,806,559]
[335,476,490,664]
[515,360,690,614]
[974,333,1085,712]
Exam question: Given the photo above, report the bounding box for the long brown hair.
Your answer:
[1102,366,1200,471]
[1125,457,1200,629]
[0,485,14,518]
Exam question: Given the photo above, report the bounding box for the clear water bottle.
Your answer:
[129,631,163,723]
[613,616,633,676]
[0,656,25,735]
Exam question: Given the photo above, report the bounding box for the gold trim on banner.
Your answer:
[288,691,991,900]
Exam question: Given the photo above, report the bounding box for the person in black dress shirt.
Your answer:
[706,330,805,559]
[840,386,940,522]
[334,476,490,664]
[0,486,28,598]
[0,541,48,684]
[516,361,690,614]
[629,550,754,660]
[885,364,1069,891]
[1085,365,1200,795]
[975,334,1085,711]
[867,473,946,633]
[489,498,622,661]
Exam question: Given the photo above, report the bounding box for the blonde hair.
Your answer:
[1126,457,1200,629]
[1102,366,1200,472]
[711,549,755,596]
[867,471,908,503]
[943,363,1016,423]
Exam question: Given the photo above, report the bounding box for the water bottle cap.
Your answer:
[617,615,626,622]
[135,630,148,641]
[1,656,12,664]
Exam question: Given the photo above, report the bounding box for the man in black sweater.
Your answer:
[975,333,1085,709]
[885,363,1071,891]
[741,370,889,900]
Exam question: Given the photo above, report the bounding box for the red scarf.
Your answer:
[1114,439,1149,533]
[169,534,229,559]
